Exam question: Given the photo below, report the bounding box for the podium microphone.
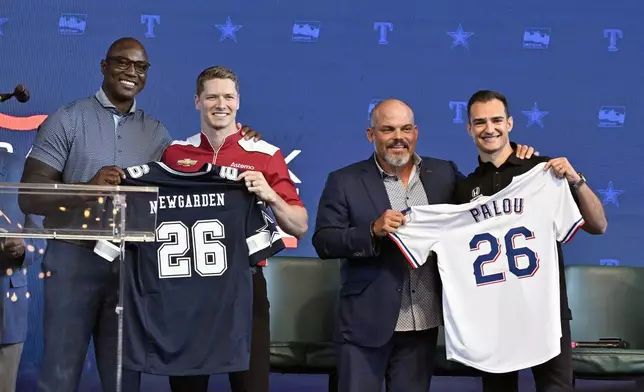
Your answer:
[0,85,30,103]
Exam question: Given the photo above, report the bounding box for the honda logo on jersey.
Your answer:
[279,149,301,248]
[471,187,482,202]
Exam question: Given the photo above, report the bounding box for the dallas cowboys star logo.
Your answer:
[522,103,549,128]
[258,211,282,244]
[447,24,474,49]
[216,16,242,42]
[597,181,624,207]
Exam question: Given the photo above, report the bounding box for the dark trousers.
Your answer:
[168,268,271,392]
[36,240,141,392]
[336,328,438,392]
[482,319,573,392]
[0,342,23,392]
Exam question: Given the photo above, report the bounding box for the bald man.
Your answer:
[18,36,169,392]
[312,99,534,392]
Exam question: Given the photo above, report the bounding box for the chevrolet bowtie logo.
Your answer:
[176,158,198,167]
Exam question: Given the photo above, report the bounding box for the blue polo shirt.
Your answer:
[29,89,172,184]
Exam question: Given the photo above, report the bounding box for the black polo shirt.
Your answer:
[452,149,578,320]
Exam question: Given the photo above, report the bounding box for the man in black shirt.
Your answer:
[453,90,608,392]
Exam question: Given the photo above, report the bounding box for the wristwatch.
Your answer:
[572,172,587,189]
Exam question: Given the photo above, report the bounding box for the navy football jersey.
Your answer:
[120,161,285,376]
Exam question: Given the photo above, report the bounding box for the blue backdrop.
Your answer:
[0,0,642,381]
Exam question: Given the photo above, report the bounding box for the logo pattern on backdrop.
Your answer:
[0,7,641,373]
[0,1,644,302]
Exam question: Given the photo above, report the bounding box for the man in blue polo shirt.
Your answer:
[19,37,170,392]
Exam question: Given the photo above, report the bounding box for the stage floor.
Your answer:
[16,370,637,392]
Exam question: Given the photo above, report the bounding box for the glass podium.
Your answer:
[0,182,159,392]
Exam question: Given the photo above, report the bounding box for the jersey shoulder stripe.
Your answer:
[389,232,421,269]
[237,138,280,157]
[168,134,201,147]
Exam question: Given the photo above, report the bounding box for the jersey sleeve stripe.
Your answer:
[562,217,585,244]
[388,233,421,269]
[247,231,282,256]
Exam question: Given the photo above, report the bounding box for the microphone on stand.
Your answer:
[0,85,30,103]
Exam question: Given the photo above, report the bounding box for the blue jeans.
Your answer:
[37,240,140,392]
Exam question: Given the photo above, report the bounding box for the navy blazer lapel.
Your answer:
[361,156,391,214]
[418,161,435,204]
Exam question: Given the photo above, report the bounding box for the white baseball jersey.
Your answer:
[389,163,584,373]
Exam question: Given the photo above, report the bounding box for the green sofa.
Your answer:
[265,257,644,390]
[566,265,644,382]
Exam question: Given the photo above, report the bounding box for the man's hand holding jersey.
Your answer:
[237,170,308,238]
[239,171,278,204]
[543,157,581,185]
[371,210,405,238]
[89,166,127,185]
[543,156,607,234]
[514,144,537,159]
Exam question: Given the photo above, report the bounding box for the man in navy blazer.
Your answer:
[312,99,533,392]
[313,99,460,392]
[0,149,28,392]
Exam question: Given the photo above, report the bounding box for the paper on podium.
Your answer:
[0,182,158,242]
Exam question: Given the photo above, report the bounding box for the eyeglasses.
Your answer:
[105,56,151,74]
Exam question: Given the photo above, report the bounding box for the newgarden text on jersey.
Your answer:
[149,193,226,214]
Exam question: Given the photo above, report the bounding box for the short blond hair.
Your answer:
[195,66,239,95]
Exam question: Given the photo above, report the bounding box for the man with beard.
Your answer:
[19,38,259,392]
[452,90,607,392]
[312,99,534,392]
